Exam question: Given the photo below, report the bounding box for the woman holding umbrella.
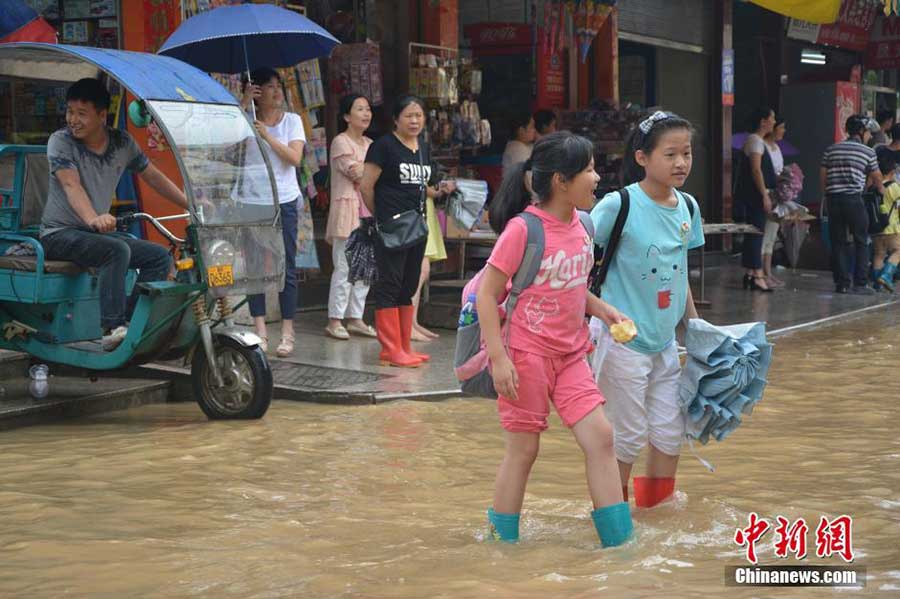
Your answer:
[240,66,306,357]
[360,95,453,367]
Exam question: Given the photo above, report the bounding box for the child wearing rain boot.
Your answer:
[872,148,900,292]
[589,111,705,508]
[478,132,633,547]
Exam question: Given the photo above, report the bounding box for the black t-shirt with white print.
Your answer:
[365,133,432,225]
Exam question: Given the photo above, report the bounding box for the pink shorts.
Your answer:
[497,347,605,433]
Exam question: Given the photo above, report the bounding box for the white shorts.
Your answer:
[589,319,683,463]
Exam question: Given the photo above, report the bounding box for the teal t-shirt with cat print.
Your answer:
[590,182,704,355]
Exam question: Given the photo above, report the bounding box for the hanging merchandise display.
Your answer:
[539,1,617,63]
[410,43,458,108]
[17,0,121,47]
[409,43,492,157]
[574,1,616,62]
[561,100,647,196]
[297,59,326,109]
[329,41,384,106]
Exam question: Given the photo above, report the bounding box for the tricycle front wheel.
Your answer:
[191,336,272,419]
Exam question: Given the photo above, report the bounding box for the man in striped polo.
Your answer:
[820,116,885,294]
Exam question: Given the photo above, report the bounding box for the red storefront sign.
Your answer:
[816,0,878,52]
[866,16,900,69]
[464,23,532,56]
[787,0,878,52]
[536,27,565,108]
[144,0,180,53]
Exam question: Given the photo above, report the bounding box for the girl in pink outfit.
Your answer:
[477,131,633,547]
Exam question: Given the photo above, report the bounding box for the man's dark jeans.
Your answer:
[827,193,869,288]
[41,228,172,330]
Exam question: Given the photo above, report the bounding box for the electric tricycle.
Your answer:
[0,43,286,419]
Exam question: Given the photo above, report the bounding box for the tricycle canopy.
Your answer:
[0,42,238,104]
[0,42,284,298]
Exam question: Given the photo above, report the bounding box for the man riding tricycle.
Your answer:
[0,42,286,419]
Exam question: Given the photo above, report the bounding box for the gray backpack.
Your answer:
[453,210,595,398]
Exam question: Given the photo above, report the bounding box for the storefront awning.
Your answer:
[749,0,842,24]
[0,43,238,104]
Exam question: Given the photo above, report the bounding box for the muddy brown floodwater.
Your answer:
[0,309,898,597]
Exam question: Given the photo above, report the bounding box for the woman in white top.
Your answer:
[737,107,776,292]
[501,112,536,176]
[762,118,786,288]
[240,67,307,357]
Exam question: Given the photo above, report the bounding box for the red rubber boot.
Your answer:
[633,477,675,508]
[398,305,430,362]
[375,308,422,368]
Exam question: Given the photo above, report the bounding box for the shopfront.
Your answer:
[0,0,124,144]
[616,0,715,206]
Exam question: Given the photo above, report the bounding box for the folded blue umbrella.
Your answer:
[678,320,773,445]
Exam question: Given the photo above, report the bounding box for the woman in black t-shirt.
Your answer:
[361,95,452,368]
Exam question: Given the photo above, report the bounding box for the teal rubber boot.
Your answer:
[591,502,633,548]
[487,508,520,543]
[878,263,896,292]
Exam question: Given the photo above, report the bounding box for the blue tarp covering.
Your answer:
[0,43,237,104]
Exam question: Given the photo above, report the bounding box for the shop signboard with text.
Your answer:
[787,0,879,52]
[865,16,900,69]
[536,27,565,108]
[464,23,532,56]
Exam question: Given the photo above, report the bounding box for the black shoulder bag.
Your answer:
[376,145,429,250]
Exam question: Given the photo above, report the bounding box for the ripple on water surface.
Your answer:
[0,309,898,597]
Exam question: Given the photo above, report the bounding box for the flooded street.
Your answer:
[0,309,898,598]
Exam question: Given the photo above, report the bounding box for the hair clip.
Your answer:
[639,111,670,134]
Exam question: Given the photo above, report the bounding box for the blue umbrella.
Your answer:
[678,319,773,445]
[158,4,338,74]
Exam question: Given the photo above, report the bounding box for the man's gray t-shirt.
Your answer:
[41,127,149,237]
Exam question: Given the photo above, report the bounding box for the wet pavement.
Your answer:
[0,308,897,597]
[0,352,172,430]
[1,264,897,425]
[259,265,899,401]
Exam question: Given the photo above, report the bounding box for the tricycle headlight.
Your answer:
[208,240,235,267]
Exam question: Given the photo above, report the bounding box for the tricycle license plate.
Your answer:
[207,265,234,287]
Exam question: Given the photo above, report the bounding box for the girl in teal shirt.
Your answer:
[589,111,705,508]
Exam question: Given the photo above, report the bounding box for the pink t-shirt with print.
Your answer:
[487,205,593,358]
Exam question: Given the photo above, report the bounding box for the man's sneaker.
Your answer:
[101,326,128,351]
[851,285,876,296]
[835,286,850,294]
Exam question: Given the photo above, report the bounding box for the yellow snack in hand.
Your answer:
[610,320,637,344]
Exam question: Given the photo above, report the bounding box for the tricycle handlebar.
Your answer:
[117,213,187,245]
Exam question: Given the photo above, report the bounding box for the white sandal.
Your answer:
[325,324,350,340]
[346,321,377,338]
[276,334,295,358]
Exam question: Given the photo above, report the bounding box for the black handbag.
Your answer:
[376,146,428,250]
